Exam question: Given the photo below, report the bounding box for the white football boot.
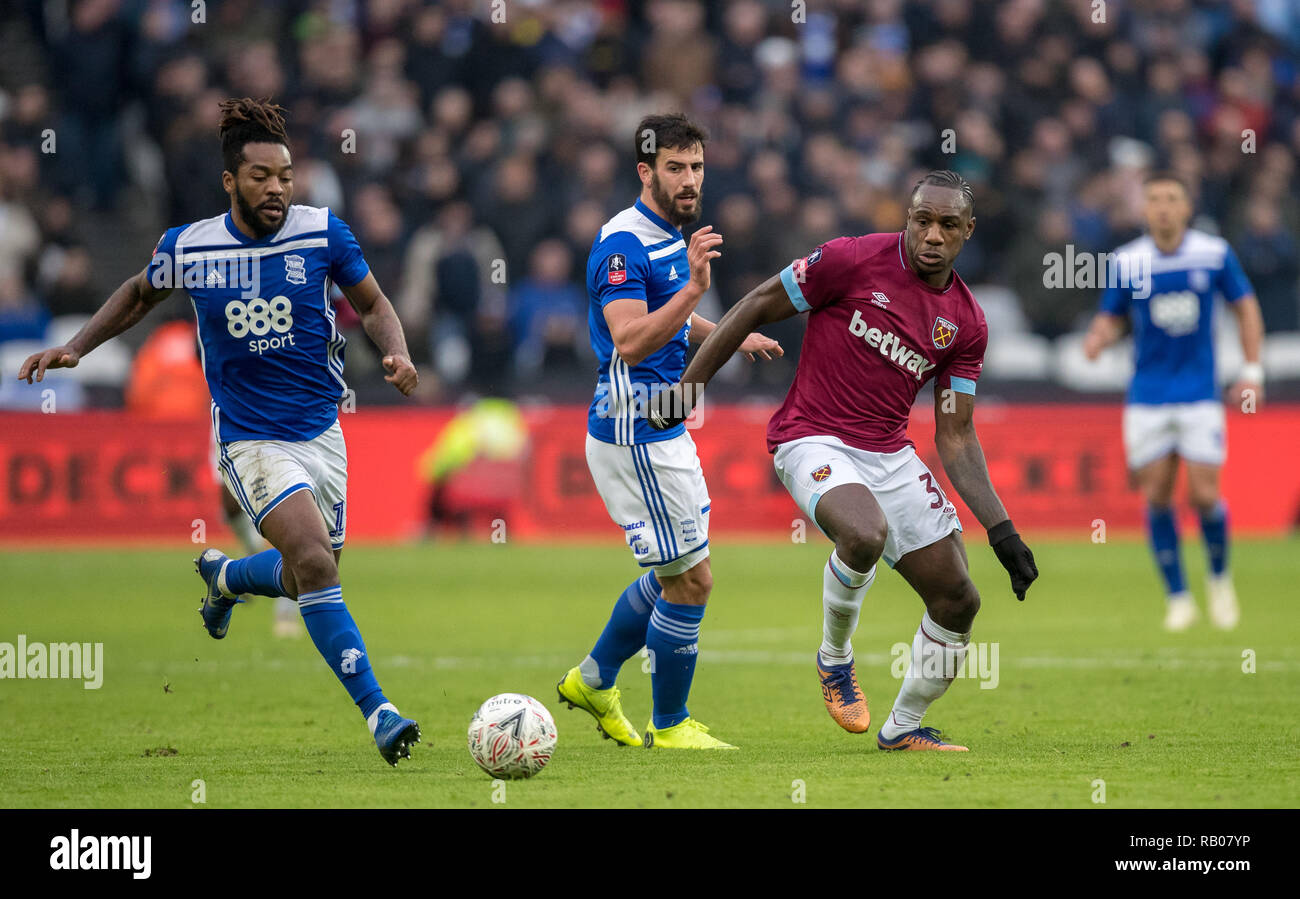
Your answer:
[1163,591,1199,632]
[1207,573,1240,630]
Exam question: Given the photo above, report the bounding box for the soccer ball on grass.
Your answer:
[467,693,557,779]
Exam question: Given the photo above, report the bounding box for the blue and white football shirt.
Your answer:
[146,205,369,442]
[1099,229,1254,405]
[587,198,691,445]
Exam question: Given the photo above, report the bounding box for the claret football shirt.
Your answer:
[769,232,988,453]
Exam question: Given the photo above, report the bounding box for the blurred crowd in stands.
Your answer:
[1,0,1298,406]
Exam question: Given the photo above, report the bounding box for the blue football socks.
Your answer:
[1147,505,1186,597]
[1199,501,1229,577]
[223,549,284,597]
[584,571,661,688]
[646,599,705,729]
[298,585,387,720]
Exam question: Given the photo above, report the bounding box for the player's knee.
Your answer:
[957,580,981,621]
[1187,484,1219,511]
[837,523,886,572]
[288,544,338,593]
[660,560,712,605]
[932,578,980,631]
[1142,480,1175,507]
[690,565,713,601]
[679,562,712,603]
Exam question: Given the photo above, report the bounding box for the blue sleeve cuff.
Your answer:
[780,263,810,312]
[950,376,977,395]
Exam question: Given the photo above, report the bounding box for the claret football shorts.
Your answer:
[586,431,711,576]
[773,435,962,567]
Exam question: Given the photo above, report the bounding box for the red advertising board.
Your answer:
[1,405,1297,543]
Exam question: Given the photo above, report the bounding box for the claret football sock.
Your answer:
[1199,501,1229,577]
[880,612,969,740]
[298,585,387,721]
[821,551,875,666]
[1146,505,1187,598]
[222,549,285,598]
[646,598,705,729]
[584,571,661,688]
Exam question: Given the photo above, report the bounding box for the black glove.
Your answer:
[988,519,1038,601]
[645,383,692,430]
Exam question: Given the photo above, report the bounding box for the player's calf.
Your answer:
[261,491,415,764]
[281,542,339,598]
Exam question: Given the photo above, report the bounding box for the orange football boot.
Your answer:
[817,652,870,733]
[877,723,969,751]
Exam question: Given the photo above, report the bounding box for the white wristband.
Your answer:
[1239,362,1264,385]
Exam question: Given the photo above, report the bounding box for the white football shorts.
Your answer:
[1122,401,1226,470]
[586,431,711,576]
[773,435,962,567]
[216,418,348,549]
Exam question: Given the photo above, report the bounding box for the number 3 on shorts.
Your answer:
[918,472,946,510]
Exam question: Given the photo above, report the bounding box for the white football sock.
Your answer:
[215,559,235,598]
[880,612,970,739]
[819,551,875,666]
[579,654,603,689]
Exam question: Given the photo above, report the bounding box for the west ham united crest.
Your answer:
[932,316,958,349]
[607,253,627,285]
[811,463,832,482]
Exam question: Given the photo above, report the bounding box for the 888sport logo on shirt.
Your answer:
[225,296,296,355]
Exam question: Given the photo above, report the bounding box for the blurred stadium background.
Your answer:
[1,0,1299,544]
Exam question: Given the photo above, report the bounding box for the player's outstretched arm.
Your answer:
[935,389,1038,600]
[1081,312,1124,361]
[18,268,172,383]
[648,274,796,429]
[339,272,418,396]
[687,313,783,361]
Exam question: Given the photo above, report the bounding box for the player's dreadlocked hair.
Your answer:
[911,170,975,215]
[218,97,289,175]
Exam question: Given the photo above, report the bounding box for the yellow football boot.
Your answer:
[643,717,737,749]
[556,666,642,746]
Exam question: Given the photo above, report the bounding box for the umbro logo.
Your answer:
[871,291,889,308]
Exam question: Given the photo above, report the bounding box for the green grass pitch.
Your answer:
[2,537,1297,808]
